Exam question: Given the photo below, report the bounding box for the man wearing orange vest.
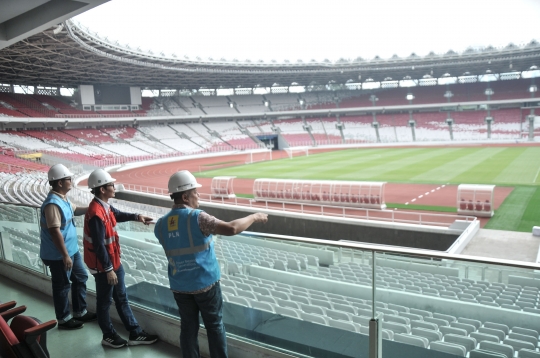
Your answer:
[84,169,158,349]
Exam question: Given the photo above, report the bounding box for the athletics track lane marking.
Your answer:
[405,185,445,205]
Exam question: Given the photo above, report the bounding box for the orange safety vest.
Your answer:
[83,199,121,272]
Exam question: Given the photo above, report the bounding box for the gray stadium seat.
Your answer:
[300,312,328,326]
[411,327,442,343]
[440,326,468,336]
[394,333,428,348]
[429,341,466,357]
[470,332,500,344]
[383,314,409,325]
[409,308,432,318]
[451,322,477,335]
[424,317,450,327]
[511,327,539,338]
[300,303,326,315]
[326,309,352,322]
[382,321,410,335]
[327,319,358,333]
[503,338,535,352]
[508,332,537,346]
[478,327,506,341]
[478,341,515,358]
[518,349,540,358]
[484,322,509,335]
[275,306,301,319]
[457,317,482,330]
[228,296,252,307]
[251,301,276,313]
[411,320,438,331]
[443,333,477,353]
[469,349,507,358]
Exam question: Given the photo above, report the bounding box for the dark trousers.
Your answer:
[43,251,87,322]
[93,264,141,338]
[173,282,227,358]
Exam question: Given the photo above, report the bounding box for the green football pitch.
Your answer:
[198,146,540,232]
[198,147,540,185]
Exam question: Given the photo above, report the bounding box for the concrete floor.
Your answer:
[0,276,181,358]
[461,228,540,262]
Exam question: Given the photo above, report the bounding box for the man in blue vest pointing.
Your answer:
[155,170,268,358]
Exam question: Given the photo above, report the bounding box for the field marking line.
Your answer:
[425,192,430,195]
[534,166,540,184]
[436,187,440,190]
[418,195,423,198]
[411,198,416,202]
[405,202,409,205]
[431,189,435,193]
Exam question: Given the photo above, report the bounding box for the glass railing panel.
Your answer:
[374,251,540,358]
[0,203,44,273]
[120,231,376,357]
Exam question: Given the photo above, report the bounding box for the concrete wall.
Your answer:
[115,191,459,251]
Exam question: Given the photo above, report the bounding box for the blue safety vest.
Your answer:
[155,208,220,292]
[40,192,78,260]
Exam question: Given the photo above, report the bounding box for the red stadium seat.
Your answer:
[475,200,483,211]
[484,200,491,211]
[459,199,467,210]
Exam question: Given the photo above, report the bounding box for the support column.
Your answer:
[335,115,345,143]
[485,116,494,139]
[369,251,382,358]
[528,115,535,141]
[372,118,381,143]
[446,118,454,141]
[408,119,416,142]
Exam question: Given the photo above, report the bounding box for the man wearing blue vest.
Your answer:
[40,164,96,330]
[155,170,268,358]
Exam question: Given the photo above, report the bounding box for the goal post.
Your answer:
[245,149,272,164]
[284,146,309,159]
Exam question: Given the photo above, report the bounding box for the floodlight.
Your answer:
[264,101,269,107]
[444,91,454,98]
[229,102,234,108]
[529,85,538,93]
[484,88,494,96]
[406,93,415,101]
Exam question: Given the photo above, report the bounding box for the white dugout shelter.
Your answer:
[253,179,386,209]
[457,184,495,218]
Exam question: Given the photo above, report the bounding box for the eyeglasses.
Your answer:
[105,183,115,188]
[63,177,72,182]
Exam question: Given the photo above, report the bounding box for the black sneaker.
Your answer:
[102,333,128,349]
[57,318,84,330]
[76,312,97,322]
[128,330,158,346]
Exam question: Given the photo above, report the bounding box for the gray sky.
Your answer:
[74,0,540,63]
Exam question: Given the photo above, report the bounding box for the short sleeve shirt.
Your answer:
[44,190,77,229]
[172,204,219,236]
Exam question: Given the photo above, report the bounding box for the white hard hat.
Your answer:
[168,170,201,194]
[88,169,116,189]
[48,164,74,181]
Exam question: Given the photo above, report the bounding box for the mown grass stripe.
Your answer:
[516,187,540,232]
[484,186,535,231]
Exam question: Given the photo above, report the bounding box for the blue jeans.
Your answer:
[42,251,88,323]
[173,282,227,358]
[93,264,142,338]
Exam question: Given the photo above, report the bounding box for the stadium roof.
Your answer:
[0,20,539,90]
[0,0,109,50]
